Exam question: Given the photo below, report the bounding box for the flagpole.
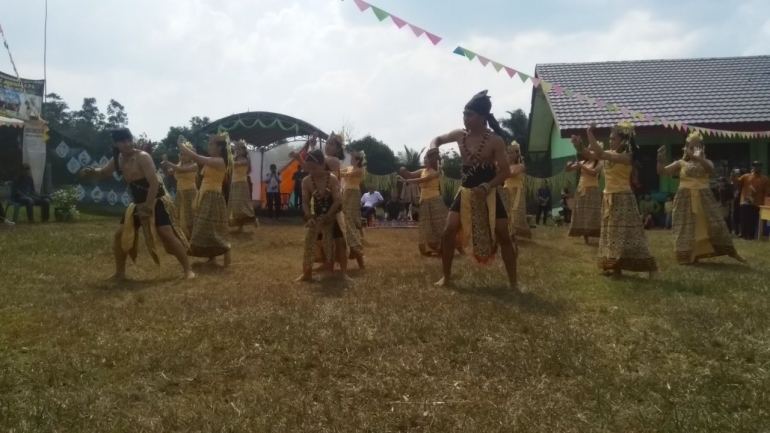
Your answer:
[43,0,48,105]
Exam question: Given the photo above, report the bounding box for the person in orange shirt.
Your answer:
[732,161,770,240]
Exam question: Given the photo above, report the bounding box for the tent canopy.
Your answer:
[201,111,329,151]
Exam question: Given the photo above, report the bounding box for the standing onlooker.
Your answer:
[732,169,744,236]
[360,186,384,225]
[715,176,733,232]
[264,164,282,219]
[732,161,770,240]
[664,195,674,229]
[292,167,307,209]
[12,164,50,223]
[560,182,573,224]
[401,181,419,219]
[536,180,551,225]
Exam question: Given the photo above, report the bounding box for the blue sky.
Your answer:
[1,0,767,151]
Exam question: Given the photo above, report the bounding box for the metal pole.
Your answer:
[43,0,48,104]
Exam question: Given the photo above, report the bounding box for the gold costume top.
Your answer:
[342,166,363,190]
[196,166,226,209]
[576,162,600,196]
[602,152,632,194]
[504,167,523,189]
[175,169,198,191]
[232,165,249,183]
[419,168,440,201]
[677,160,709,190]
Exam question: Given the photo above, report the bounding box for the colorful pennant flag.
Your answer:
[371,6,390,21]
[348,0,770,139]
[391,15,407,29]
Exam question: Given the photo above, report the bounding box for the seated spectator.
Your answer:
[12,164,50,223]
[385,189,404,221]
[664,195,674,229]
[360,186,384,225]
[0,202,15,226]
[638,193,660,229]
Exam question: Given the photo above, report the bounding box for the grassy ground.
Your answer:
[1,217,769,432]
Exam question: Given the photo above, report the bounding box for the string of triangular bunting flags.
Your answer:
[0,22,42,119]
[348,0,770,140]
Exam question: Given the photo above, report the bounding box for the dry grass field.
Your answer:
[1,216,770,432]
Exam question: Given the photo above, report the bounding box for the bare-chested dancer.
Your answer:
[80,128,194,280]
[429,91,519,290]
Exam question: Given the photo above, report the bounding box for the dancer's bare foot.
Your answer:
[254,219,260,229]
[340,273,354,283]
[106,273,128,281]
[733,254,748,264]
[435,277,452,287]
[181,271,196,280]
[223,252,232,268]
[649,271,659,280]
[295,272,313,282]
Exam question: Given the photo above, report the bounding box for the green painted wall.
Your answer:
[550,123,575,159]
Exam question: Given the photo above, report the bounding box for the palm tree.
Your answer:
[396,145,425,171]
[498,108,529,149]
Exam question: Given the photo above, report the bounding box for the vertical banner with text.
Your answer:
[23,119,47,194]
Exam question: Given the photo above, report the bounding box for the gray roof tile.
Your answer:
[535,56,770,131]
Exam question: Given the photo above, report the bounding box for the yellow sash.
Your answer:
[679,164,713,260]
[120,202,160,265]
[195,166,226,209]
[504,174,523,211]
[457,187,497,263]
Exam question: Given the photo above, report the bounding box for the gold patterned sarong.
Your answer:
[457,187,498,264]
[120,196,189,265]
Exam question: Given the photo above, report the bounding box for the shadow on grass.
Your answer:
[695,262,763,275]
[87,275,180,292]
[451,285,566,316]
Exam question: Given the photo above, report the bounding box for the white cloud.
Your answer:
[2,0,755,153]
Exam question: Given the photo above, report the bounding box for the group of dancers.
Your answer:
[79,128,258,280]
[81,89,748,288]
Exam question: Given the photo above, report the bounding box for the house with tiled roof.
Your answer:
[527,55,770,194]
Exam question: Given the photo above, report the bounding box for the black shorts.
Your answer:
[119,200,172,229]
[449,189,508,220]
[316,220,344,240]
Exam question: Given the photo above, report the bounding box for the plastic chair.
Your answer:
[4,181,21,223]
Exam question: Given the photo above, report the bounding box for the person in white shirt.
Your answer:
[360,187,384,224]
[264,164,282,219]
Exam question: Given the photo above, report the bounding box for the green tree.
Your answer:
[155,116,212,158]
[396,145,425,171]
[440,149,462,180]
[105,99,128,130]
[41,93,72,128]
[347,135,397,176]
[497,108,529,150]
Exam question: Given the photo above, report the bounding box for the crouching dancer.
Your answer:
[80,128,194,280]
[430,90,519,291]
